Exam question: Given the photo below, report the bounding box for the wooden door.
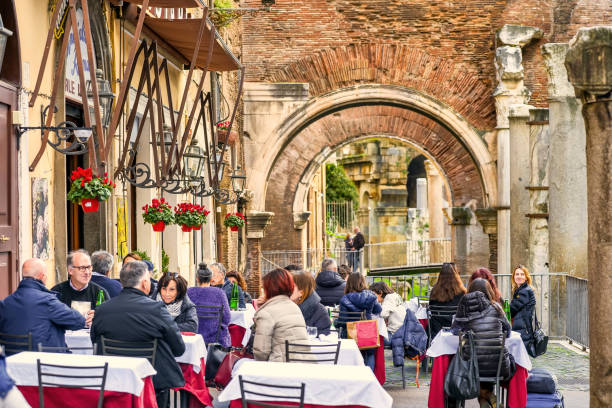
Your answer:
[0,83,19,298]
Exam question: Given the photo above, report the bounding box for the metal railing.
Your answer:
[326,201,356,230]
[260,249,363,276]
[566,276,589,349]
[366,239,452,270]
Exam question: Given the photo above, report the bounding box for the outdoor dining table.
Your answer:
[218,360,393,408]
[426,330,531,408]
[64,330,212,407]
[6,351,158,408]
[228,304,256,347]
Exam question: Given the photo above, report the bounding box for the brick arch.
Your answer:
[262,104,484,251]
[270,43,496,130]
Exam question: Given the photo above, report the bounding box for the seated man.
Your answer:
[210,262,245,309]
[0,258,86,354]
[52,250,110,315]
[91,261,185,408]
[91,250,122,298]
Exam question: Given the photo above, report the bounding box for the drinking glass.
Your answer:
[306,326,318,339]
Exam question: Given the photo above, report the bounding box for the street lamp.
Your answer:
[214,151,226,183]
[87,69,115,129]
[0,14,13,71]
[231,166,246,194]
[183,139,205,186]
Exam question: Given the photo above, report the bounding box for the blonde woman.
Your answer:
[510,264,536,345]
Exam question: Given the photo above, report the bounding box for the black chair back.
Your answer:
[36,358,108,408]
[0,332,32,355]
[427,304,458,341]
[239,375,306,408]
[195,305,224,343]
[37,343,98,354]
[284,340,341,364]
[100,336,158,366]
[329,310,365,323]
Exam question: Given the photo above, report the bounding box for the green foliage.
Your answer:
[210,0,237,28]
[325,163,358,204]
[161,249,169,274]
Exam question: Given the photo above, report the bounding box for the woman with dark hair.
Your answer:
[510,264,536,346]
[151,273,198,332]
[291,271,331,335]
[452,278,515,408]
[186,263,231,347]
[469,267,503,305]
[369,281,405,336]
[336,273,382,370]
[252,268,310,362]
[226,270,253,304]
[428,262,467,340]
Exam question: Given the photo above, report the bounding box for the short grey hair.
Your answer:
[120,261,148,288]
[67,249,90,268]
[91,251,113,275]
[209,262,226,276]
[321,258,337,271]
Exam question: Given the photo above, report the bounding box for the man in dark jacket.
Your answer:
[91,250,122,298]
[315,259,346,307]
[210,262,245,309]
[0,258,85,354]
[91,261,185,408]
[351,227,365,273]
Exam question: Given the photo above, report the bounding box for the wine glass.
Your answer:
[306,326,318,339]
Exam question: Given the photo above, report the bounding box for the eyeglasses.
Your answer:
[71,265,92,272]
[166,272,178,278]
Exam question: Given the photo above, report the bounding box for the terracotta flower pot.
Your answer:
[230,225,239,232]
[152,221,166,232]
[81,198,99,213]
[181,224,192,232]
[192,225,201,231]
[217,129,238,145]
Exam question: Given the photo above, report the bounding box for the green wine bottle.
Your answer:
[230,282,239,311]
[96,289,106,306]
[504,299,511,321]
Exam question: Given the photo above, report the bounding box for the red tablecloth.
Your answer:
[175,358,213,407]
[419,318,428,330]
[230,401,370,408]
[229,324,247,348]
[18,376,157,408]
[428,354,528,408]
[373,335,385,385]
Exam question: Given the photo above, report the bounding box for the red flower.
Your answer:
[80,180,85,187]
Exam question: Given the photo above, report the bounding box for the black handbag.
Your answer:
[526,311,548,358]
[204,343,231,382]
[444,330,480,401]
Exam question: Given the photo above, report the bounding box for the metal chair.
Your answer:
[425,304,458,373]
[238,375,306,408]
[285,340,341,364]
[329,310,366,338]
[36,358,108,408]
[0,332,32,355]
[195,305,224,343]
[100,336,158,366]
[37,343,97,354]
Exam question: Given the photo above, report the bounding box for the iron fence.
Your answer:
[366,238,452,270]
[326,201,356,230]
[566,276,589,349]
[260,249,363,276]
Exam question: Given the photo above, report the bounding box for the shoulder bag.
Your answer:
[527,310,548,358]
[444,330,480,401]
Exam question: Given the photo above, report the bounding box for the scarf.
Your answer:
[156,293,183,318]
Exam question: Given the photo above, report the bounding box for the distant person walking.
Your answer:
[351,227,365,273]
[344,233,353,267]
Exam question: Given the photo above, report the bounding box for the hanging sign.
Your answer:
[64,7,94,103]
[52,0,70,39]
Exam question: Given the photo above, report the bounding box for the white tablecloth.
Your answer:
[374,315,389,340]
[6,352,156,396]
[426,330,532,370]
[65,331,206,371]
[230,305,256,346]
[404,298,428,319]
[218,360,393,408]
[308,338,364,366]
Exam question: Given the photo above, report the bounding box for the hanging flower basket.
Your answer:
[67,167,114,213]
[224,212,246,231]
[181,225,192,232]
[175,203,210,232]
[192,226,201,231]
[142,198,174,232]
[216,121,238,145]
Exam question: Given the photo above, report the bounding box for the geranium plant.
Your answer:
[142,198,174,232]
[224,212,246,231]
[174,203,210,232]
[67,167,114,213]
[216,120,231,130]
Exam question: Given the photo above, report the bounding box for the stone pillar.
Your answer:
[565,26,612,408]
[450,207,472,275]
[416,178,427,210]
[542,43,588,278]
[475,208,498,274]
[425,161,445,263]
[245,210,274,295]
[509,104,533,268]
[493,24,542,275]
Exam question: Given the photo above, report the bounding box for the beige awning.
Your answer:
[144,16,241,72]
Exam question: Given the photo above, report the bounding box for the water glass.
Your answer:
[306,326,318,339]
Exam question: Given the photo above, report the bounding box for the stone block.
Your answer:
[496,24,543,48]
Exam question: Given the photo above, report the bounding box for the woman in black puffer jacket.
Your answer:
[291,271,332,336]
[510,265,536,345]
[452,278,515,407]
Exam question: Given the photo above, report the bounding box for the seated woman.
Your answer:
[291,271,332,336]
[510,264,536,347]
[186,263,231,347]
[226,270,253,304]
[452,278,515,408]
[469,267,504,305]
[151,273,198,332]
[428,262,466,340]
[336,273,382,370]
[252,268,310,362]
[369,281,406,338]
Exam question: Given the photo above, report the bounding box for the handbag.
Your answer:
[444,330,480,401]
[214,347,254,388]
[346,320,379,349]
[526,311,548,358]
[204,343,230,383]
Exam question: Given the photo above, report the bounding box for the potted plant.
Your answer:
[216,120,238,145]
[174,203,207,232]
[191,204,211,231]
[142,198,174,232]
[67,167,114,213]
[224,212,246,231]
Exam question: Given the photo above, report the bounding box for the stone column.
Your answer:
[245,210,274,295]
[425,161,445,263]
[475,208,498,274]
[542,43,588,278]
[565,26,612,408]
[493,24,542,275]
[416,178,428,210]
[450,207,472,275]
[509,104,533,268]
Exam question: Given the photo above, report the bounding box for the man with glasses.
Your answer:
[52,250,110,326]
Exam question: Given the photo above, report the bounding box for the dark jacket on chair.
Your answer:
[451,291,515,380]
[0,278,85,354]
[391,308,428,366]
[90,287,186,390]
[335,290,382,334]
[315,270,346,307]
[510,282,536,343]
[298,291,331,336]
[428,293,464,340]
